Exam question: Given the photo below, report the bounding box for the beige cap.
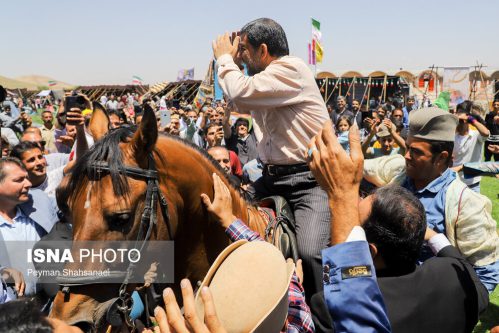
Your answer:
[195,240,294,333]
[408,107,458,142]
[376,125,391,138]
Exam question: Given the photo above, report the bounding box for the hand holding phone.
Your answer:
[159,109,171,128]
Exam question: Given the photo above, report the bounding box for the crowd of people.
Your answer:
[0,17,498,333]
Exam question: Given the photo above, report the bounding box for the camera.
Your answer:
[65,95,86,112]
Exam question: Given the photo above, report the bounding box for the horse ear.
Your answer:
[130,103,158,158]
[89,102,109,141]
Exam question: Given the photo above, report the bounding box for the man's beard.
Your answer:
[245,61,262,76]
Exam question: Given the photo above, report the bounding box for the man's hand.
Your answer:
[309,121,363,200]
[1,267,25,296]
[144,280,227,333]
[66,108,85,126]
[215,127,224,145]
[57,135,75,148]
[424,227,438,241]
[457,113,468,122]
[488,144,499,154]
[200,173,237,228]
[212,32,240,60]
[382,119,395,133]
[287,259,304,284]
[308,121,364,244]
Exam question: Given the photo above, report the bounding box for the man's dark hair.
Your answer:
[456,100,472,115]
[108,110,128,124]
[0,157,26,183]
[241,18,289,57]
[204,122,220,133]
[0,298,52,332]
[10,141,42,160]
[429,140,454,166]
[363,185,426,274]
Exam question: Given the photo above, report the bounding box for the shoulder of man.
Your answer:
[19,189,58,234]
[444,177,498,266]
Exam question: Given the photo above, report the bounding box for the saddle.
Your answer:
[258,196,299,262]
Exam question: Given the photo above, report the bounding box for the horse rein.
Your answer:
[57,154,173,332]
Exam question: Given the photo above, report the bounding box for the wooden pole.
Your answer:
[367,76,372,107]
[359,77,371,107]
[326,77,341,104]
[325,78,329,103]
[382,75,388,103]
[346,76,356,97]
[478,65,490,105]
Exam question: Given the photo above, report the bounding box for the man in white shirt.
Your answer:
[452,111,490,192]
[100,94,108,106]
[213,18,330,297]
[105,95,118,111]
[11,142,64,199]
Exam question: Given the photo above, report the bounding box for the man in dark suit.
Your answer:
[310,185,489,333]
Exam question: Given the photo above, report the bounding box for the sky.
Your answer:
[2,0,498,85]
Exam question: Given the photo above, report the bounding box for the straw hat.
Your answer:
[195,240,294,333]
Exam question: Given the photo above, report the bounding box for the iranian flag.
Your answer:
[311,18,323,63]
[132,75,143,85]
[312,18,321,41]
[48,80,57,86]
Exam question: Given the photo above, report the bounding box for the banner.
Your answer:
[315,40,323,63]
[442,67,469,106]
[177,68,195,81]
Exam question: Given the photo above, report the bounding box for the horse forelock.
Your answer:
[60,126,136,209]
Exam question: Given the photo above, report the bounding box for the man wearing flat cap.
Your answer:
[364,107,499,292]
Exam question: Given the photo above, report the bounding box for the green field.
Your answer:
[474,176,499,333]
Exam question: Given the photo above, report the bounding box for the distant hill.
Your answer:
[15,75,75,90]
[0,75,39,90]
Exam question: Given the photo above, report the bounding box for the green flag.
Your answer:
[311,18,321,41]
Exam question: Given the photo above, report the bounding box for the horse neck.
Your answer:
[231,190,267,238]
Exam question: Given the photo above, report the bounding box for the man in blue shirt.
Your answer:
[364,107,499,293]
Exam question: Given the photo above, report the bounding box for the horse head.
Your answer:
[50,104,265,332]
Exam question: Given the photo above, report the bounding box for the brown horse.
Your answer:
[50,105,268,332]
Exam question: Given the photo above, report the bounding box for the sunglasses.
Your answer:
[34,141,46,148]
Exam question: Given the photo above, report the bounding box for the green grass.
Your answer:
[474,176,499,333]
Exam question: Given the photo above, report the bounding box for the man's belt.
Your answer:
[265,163,309,177]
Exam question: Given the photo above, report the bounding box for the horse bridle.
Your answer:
[57,154,173,332]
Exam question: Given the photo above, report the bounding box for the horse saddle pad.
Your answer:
[258,196,299,262]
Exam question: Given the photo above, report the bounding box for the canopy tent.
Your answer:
[76,85,149,102]
[316,75,408,106]
[147,80,202,107]
[37,90,52,97]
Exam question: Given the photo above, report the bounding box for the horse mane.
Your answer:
[58,126,256,209]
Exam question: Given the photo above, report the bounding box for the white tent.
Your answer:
[37,90,52,97]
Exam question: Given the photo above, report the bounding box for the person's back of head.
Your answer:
[240,18,289,57]
[456,100,473,115]
[363,185,426,275]
[23,127,42,137]
[0,298,52,332]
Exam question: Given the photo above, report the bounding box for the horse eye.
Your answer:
[106,212,132,225]
[115,213,131,223]
[106,212,133,233]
